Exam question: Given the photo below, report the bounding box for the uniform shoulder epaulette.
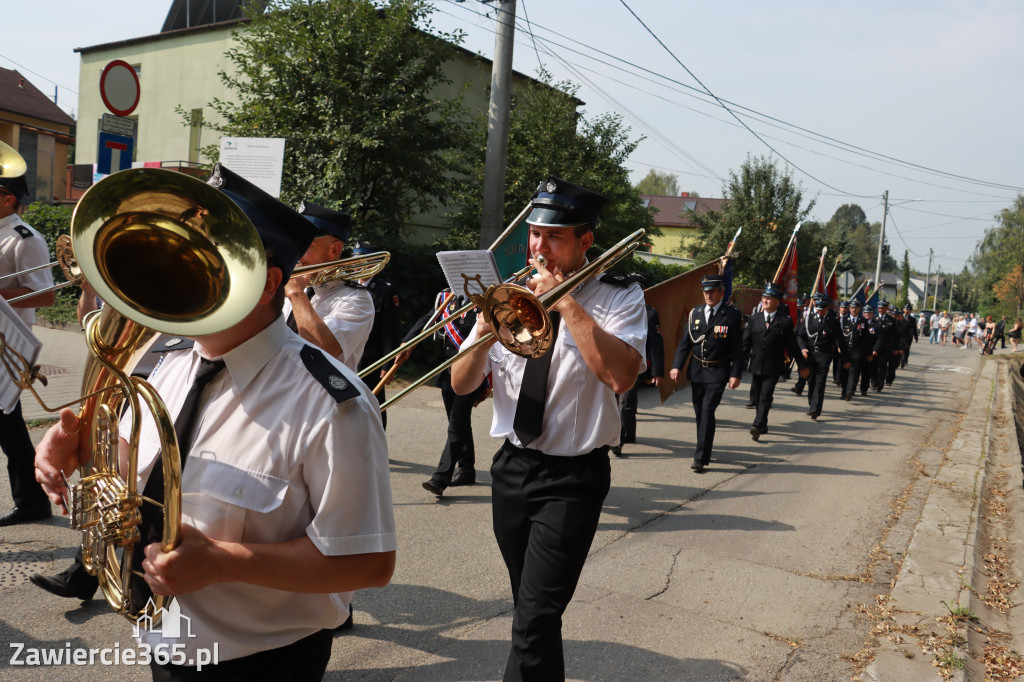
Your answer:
[13,225,32,239]
[599,273,633,288]
[300,345,361,403]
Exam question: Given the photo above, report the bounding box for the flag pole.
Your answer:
[826,255,843,286]
[772,221,802,283]
[725,225,743,257]
[812,246,828,294]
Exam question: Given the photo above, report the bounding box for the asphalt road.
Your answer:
[0,328,995,680]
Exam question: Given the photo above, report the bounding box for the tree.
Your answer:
[969,194,1024,316]
[993,265,1024,317]
[201,0,471,242]
[446,71,654,257]
[635,169,679,197]
[899,250,911,307]
[690,155,814,287]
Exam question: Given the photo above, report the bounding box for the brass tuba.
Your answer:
[47,168,265,624]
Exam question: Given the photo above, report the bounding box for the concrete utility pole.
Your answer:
[925,248,933,309]
[874,190,888,289]
[949,273,956,312]
[479,0,517,249]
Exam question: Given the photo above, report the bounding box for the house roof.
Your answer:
[0,68,75,128]
[641,195,725,228]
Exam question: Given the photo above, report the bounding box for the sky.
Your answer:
[5,0,1023,277]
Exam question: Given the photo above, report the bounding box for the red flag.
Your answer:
[826,270,839,302]
[776,237,799,321]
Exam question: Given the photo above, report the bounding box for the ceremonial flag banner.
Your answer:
[722,257,734,304]
[778,238,799,321]
[827,271,839,303]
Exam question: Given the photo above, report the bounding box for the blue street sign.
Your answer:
[97,132,134,175]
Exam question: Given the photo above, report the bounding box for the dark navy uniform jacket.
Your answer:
[797,310,850,359]
[672,302,744,384]
[744,308,804,376]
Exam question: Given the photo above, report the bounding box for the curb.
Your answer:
[863,360,995,680]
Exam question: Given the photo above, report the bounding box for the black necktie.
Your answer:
[131,357,225,611]
[513,312,561,446]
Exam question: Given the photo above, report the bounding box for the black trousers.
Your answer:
[691,380,726,465]
[492,441,610,682]
[150,627,332,681]
[846,354,870,396]
[749,373,780,431]
[619,373,649,443]
[0,400,48,509]
[885,352,899,384]
[806,352,832,415]
[430,372,485,484]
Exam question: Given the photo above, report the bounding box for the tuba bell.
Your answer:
[49,168,265,624]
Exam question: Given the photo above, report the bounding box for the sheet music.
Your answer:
[436,250,501,297]
[0,295,42,414]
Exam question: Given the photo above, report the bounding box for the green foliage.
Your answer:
[635,169,679,197]
[969,194,1024,316]
[19,203,78,324]
[900,250,911,307]
[819,204,896,277]
[444,71,655,255]
[691,155,814,289]
[202,0,471,243]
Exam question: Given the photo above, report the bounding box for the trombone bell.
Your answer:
[0,140,27,179]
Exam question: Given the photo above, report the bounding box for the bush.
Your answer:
[18,203,78,325]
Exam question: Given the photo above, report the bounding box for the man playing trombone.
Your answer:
[285,201,375,371]
[0,173,55,526]
[451,177,647,681]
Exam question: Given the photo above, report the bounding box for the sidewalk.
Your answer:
[865,356,1024,680]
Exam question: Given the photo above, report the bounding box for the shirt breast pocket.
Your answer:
[188,460,289,543]
[560,334,587,384]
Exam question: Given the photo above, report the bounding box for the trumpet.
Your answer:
[376,229,644,411]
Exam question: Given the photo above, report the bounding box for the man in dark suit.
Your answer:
[743,283,808,441]
[616,297,665,456]
[797,293,849,420]
[874,300,897,391]
[845,302,882,399]
[669,274,744,473]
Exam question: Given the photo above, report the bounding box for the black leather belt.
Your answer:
[697,358,723,367]
[812,346,830,352]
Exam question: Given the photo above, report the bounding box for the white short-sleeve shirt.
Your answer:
[124,315,395,661]
[283,279,374,371]
[460,276,647,457]
[0,214,54,325]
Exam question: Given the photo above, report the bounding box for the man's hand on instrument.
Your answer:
[143,524,226,596]
[284,271,311,298]
[525,257,568,310]
[34,408,87,514]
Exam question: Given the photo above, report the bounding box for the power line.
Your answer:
[435,0,1024,196]
[0,53,78,95]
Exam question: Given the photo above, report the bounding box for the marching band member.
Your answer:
[354,241,401,427]
[35,165,395,679]
[0,172,54,526]
[285,202,375,372]
[451,177,646,681]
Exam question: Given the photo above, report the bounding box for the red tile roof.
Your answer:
[0,68,75,128]
[642,195,725,227]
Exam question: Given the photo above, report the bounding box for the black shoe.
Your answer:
[845,393,853,401]
[611,445,625,458]
[791,386,802,395]
[335,607,354,632]
[750,426,760,441]
[449,469,476,486]
[0,504,51,527]
[861,390,868,396]
[422,479,445,497]
[745,402,756,409]
[876,386,883,393]
[621,435,636,444]
[29,563,98,600]
[810,412,820,420]
[691,461,705,473]
[806,409,813,416]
